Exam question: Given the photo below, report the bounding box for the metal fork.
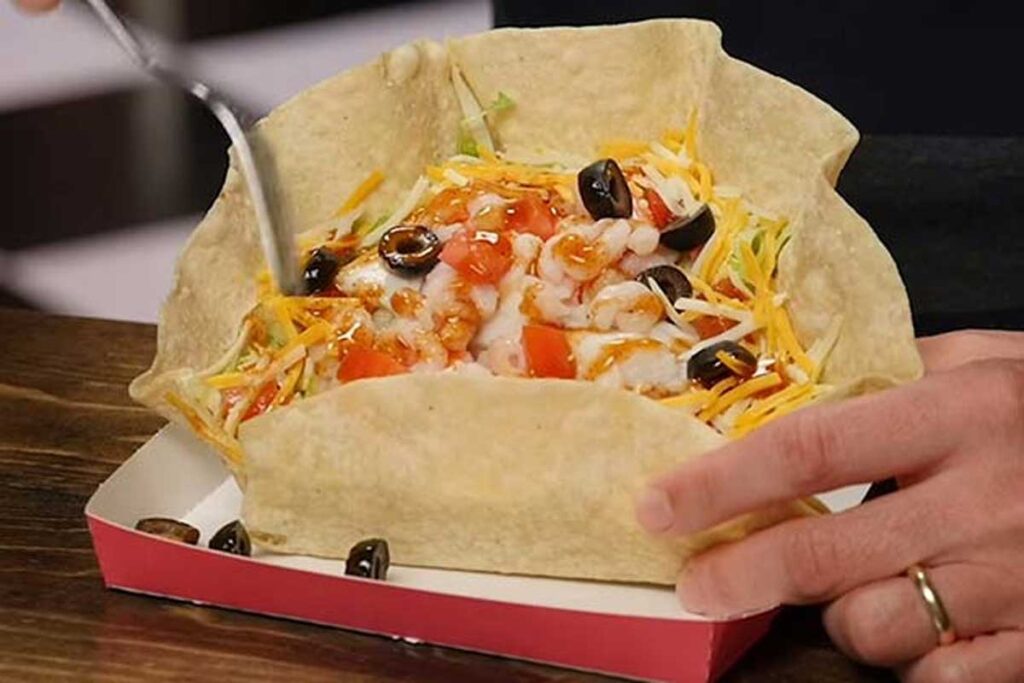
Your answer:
[84,0,302,296]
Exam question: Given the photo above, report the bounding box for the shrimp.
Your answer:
[627,222,661,256]
[521,276,589,329]
[337,249,424,312]
[467,193,507,217]
[570,331,686,396]
[539,218,631,283]
[407,330,449,372]
[478,336,528,377]
[587,281,664,334]
[474,232,545,352]
[649,320,698,352]
[618,245,678,278]
[422,261,505,353]
[580,267,628,304]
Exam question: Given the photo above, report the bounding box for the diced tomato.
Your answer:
[419,187,472,225]
[522,324,576,379]
[337,347,407,383]
[242,382,278,422]
[506,194,558,240]
[692,315,738,340]
[644,188,675,229]
[440,228,514,285]
[713,279,749,301]
[469,204,507,233]
[448,350,472,365]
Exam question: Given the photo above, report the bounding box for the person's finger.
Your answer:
[824,562,1024,667]
[674,482,973,616]
[15,0,61,13]
[918,330,1024,374]
[900,630,1024,683]
[638,368,977,536]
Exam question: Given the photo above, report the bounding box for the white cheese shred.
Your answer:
[451,63,495,154]
[360,175,429,247]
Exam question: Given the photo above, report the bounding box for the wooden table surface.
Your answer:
[0,307,894,682]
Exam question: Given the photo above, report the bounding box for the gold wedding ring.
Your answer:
[907,564,957,646]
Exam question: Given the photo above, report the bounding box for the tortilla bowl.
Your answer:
[130,19,921,585]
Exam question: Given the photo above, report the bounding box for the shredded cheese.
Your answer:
[206,372,249,390]
[359,175,430,247]
[165,392,242,464]
[660,389,711,409]
[277,322,332,361]
[270,297,298,342]
[273,363,303,406]
[646,277,699,343]
[674,297,753,324]
[684,318,761,360]
[599,139,650,160]
[698,372,783,422]
[335,170,384,217]
[451,63,495,153]
[734,382,812,430]
[716,349,754,376]
[774,306,816,377]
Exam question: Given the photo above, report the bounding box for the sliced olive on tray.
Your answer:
[636,265,693,302]
[578,158,633,220]
[378,225,441,276]
[345,538,390,580]
[209,520,251,557]
[659,204,716,252]
[135,517,200,545]
[687,340,758,388]
[302,247,341,295]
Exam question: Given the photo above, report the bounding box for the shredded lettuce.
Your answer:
[354,213,390,239]
[489,91,515,115]
[457,124,479,157]
[727,227,762,291]
[455,91,516,157]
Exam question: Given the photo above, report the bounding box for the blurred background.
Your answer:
[2,0,1022,333]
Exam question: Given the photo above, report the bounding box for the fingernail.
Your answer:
[676,568,775,620]
[636,486,674,533]
[675,570,710,614]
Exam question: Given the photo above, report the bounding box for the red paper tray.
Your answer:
[88,426,862,681]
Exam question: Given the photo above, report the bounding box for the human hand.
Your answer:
[636,329,1024,681]
[14,0,60,13]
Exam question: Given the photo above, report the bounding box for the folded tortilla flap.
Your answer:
[240,373,817,585]
[781,176,923,385]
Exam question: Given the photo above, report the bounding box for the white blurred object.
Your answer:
[0,0,492,113]
[6,216,196,322]
[2,0,492,322]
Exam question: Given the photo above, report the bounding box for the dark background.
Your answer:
[495,1,1024,136]
[2,0,1022,333]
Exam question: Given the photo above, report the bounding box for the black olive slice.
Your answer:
[135,517,200,545]
[659,204,716,252]
[345,538,390,580]
[577,158,633,220]
[636,265,693,302]
[209,520,251,557]
[302,248,341,295]
[378,225,441,276]
[687,341,758,388]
